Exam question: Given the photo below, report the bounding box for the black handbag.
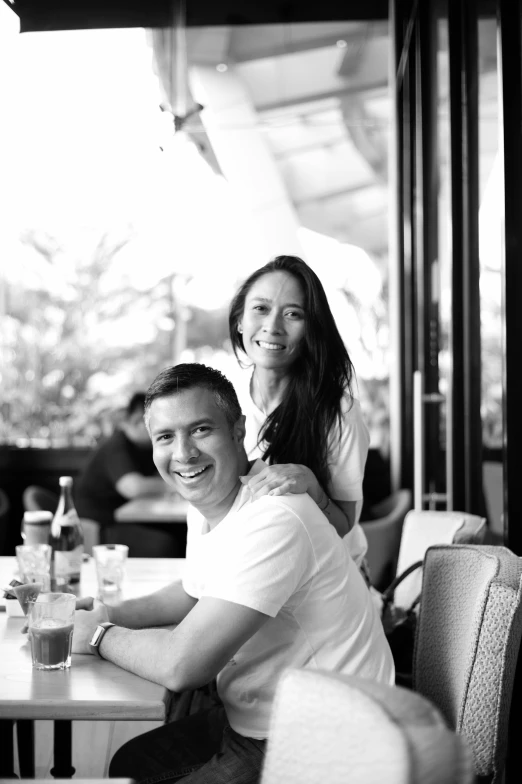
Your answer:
[380,559,423,688]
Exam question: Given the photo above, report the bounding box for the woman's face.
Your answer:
[238,271,306,373]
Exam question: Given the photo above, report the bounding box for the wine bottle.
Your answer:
[49,476,84,592]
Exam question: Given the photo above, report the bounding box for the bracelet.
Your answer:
[317,489,331,514]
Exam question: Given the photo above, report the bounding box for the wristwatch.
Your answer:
[89,621,116,658]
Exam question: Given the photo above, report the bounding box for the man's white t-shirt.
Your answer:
[235,370,370,566]
[183,460,394,739]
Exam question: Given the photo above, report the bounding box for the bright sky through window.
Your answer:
[0,19,256,308]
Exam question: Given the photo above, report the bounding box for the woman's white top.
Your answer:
[235,370,370,565]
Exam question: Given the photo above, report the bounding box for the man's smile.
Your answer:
[174,465,212,481]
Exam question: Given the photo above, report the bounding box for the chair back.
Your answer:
[361,489,412,590]
[22,485,58,514]
[0,488,9,516]
[261,668,473,784]
[414,544,522,783]
[394,510,487,609]
[0,488,11,554]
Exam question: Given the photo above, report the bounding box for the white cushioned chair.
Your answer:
[413,544,522,784]
[260,668,473,784]
[392,510,487,610]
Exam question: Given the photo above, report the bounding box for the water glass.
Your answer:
[28,592,76,670]
[21,510,53,546]
[92,544,129,603]
[16,544,52,591]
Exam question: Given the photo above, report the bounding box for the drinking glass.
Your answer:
[28,592,76,670]
[16,544,52,591]
[92,544,129,603]
[21,510,53,546]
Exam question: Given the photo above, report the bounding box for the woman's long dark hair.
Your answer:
[229,255,355,490]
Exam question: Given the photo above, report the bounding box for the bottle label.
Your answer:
[59,510,81,525]
[54,546,83,578]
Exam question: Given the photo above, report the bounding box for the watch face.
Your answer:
[91,626,103,645]
[91,627,104,646]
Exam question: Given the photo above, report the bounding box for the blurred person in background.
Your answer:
[74,392,181,557]
[228,255,371,578]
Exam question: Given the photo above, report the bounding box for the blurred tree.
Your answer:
[0,230,230,446]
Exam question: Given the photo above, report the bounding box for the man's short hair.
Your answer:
[126,392,146,419]
[144,364,242,431]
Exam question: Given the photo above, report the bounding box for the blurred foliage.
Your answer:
[0,231,230,446]
[0,229,502,452]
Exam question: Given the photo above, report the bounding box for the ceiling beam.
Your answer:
[5,0,389,34]
[256,79,388,113]
[230,24,387,63]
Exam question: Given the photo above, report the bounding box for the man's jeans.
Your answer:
[109,705,266,784]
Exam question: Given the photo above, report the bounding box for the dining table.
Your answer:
[114,493,189,524]
[0,555,186,779]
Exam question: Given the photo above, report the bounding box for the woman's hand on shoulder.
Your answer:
[240,463,315,500]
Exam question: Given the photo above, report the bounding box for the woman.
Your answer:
[229,255,370,568]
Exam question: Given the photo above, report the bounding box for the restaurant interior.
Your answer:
[1,0,522,782]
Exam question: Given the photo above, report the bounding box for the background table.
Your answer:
[115,494,189,523]
[0,556,185,778]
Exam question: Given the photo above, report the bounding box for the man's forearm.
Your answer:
[92,595,269,695]
[99,625,184,691]
[107,581,196,629]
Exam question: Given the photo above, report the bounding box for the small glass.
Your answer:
[92,544,129,603]
[21,511,53,546]
[28,592,76,670]
[16,544,52,591]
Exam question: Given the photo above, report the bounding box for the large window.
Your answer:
[0,7,391,449]
[477,19,502,452]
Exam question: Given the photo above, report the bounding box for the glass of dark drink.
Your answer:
[28,592,76,670]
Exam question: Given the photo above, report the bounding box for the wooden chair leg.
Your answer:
[17,719,35,778]
[0,720,17,778]
[50,719,76,779]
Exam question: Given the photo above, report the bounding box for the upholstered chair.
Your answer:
[260,668,473,784]
[414,544,522,784]
[392,510,487,610]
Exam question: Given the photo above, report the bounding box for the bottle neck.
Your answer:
[58,484,75,515]
[52,482,80,532]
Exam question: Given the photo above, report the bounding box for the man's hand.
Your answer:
[72,600,110,654]
[240,463,315,500]
[76,596,95,611]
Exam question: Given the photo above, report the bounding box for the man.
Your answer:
[74,392,180,556]
[73,364,394,783]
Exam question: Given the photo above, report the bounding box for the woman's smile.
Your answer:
[256,339,286,351]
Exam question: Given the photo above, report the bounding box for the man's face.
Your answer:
[148,387,246,518]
